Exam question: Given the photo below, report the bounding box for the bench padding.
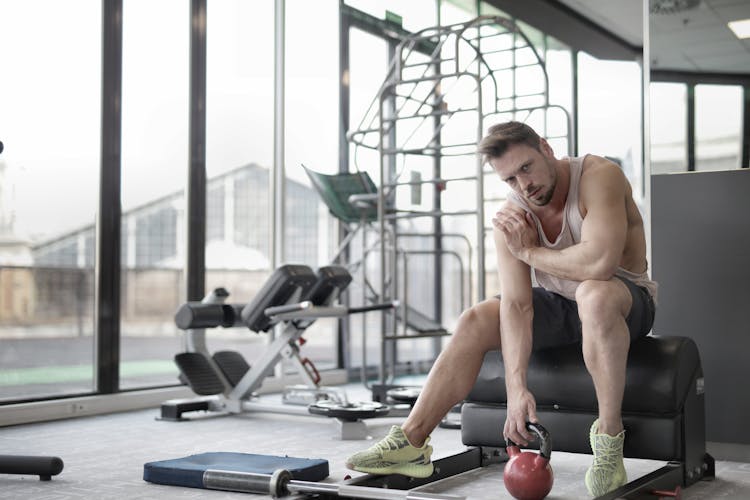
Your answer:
[143,452,329,489]
[461,336,705,461]
[467,336,699,414]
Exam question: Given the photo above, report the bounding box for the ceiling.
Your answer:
[558,0,750,74]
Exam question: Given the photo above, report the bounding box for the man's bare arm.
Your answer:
[492,214,537,445]
[494,223,533,387]
[514,158,628,281]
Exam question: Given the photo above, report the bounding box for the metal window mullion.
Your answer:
[742,85,749,168]
[687,83,695,171]
[186,0,207,302]
[572,50,579,157]
[338,2,351,371]
[431,52,443,360]
[96,0,123,394]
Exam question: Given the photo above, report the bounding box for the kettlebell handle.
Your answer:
[505,421,552,460]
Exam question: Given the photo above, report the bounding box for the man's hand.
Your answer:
[504,387,538,446]
[492,205,539,262]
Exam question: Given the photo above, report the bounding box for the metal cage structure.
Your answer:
[346,15,573,383]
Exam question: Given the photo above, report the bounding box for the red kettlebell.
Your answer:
[503,422,554,500]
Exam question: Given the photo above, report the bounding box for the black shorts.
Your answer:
[495,277,656,351]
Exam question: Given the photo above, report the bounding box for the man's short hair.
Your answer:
[477,121,542,164]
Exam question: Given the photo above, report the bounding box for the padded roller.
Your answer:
[0,455,64,481]
[174,303,245,330]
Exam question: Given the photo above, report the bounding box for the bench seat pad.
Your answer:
[467,335,700,415]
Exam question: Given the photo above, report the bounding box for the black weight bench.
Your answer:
[461,335,714,497]
[348,336,714,497]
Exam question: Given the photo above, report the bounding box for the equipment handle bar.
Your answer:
[203,468,465,499]
[348,300,400,314]
[265,302,349,321]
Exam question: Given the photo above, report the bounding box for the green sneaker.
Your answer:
[345,425,434,478]
[585,419,627,497]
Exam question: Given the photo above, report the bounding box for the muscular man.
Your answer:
[346,121,656,497]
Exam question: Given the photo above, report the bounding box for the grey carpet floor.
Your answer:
[1,392,749,499]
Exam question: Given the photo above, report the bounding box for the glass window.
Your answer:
[119,0,189,390]
[695,84,743,171]
[442,0,477,24]
[577,52,644,202]
[286,0,338,264]
[0,1,101,401]
[284,0,341,370]
[345,0,437,32]
[203,0,274,367]
[649,82,687,174]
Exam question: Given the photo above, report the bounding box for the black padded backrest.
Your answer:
[467,335,701,415]
[302,266,353,306]
[240,264,317,332]
[290,265,353,330]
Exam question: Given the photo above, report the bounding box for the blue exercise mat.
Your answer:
[143,452,329,489]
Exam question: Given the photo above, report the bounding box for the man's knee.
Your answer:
[454,300,501,348]
[456,304,487,332]
[575,279,629,326]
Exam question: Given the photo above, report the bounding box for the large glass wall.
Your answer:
[650,82,745,173]
[346,0,438,32]
[202,0,275,368]
[118,0,190,390]
[695,84,743,171]
[577,52,644,201]
[0,0,662,407]
[0,1,101,400]
[650,82,688,174]
[284,0,340,369]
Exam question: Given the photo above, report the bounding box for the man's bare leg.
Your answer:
[576,278,633,435]
[400,298,503,447]
[577,278,633,496]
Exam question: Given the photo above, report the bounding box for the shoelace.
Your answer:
[592,439,622,471]
[373,433,403,453]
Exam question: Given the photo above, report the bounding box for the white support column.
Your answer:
[272,0,286,269]
[271,0,287,380]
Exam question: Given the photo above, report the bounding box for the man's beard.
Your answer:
[527,185,554,206]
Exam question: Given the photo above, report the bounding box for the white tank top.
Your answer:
[507,155,657,301]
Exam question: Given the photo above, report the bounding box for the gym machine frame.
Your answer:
[161,264,394,439]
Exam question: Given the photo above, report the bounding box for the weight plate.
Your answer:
[308,400,390,421]
[386,386,421,403]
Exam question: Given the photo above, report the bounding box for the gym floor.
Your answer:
[2,385,750,499]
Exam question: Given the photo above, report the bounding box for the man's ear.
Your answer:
[539,138,554,158]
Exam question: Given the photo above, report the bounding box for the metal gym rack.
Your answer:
[346,15,573,386]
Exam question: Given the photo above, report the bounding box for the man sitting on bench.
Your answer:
[346,121,657,497]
